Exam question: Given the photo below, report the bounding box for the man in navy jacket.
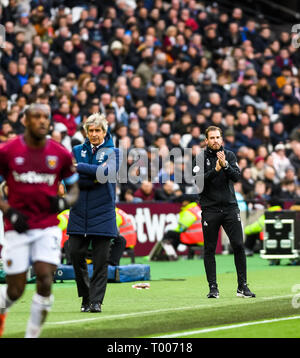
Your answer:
[67,113,120,313]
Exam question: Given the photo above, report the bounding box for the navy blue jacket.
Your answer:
[67,133,120,238]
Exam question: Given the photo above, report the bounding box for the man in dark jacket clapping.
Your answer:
[195,126,255,299]
[67,113,120,313]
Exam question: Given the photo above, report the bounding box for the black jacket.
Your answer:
[197,146,241,210]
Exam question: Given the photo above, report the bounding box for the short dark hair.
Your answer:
[205,126,223,138]
[25,103,50,119]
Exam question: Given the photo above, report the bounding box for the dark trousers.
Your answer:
[202,208,247,287]
[68,235,111,304]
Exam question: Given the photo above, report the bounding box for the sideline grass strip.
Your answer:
[154,315,300,338]
[1,255,300,338]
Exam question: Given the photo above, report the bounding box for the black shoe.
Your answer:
[81,304,90,312]
[81,298,90,312]
[237,283,256,298]
[207,284,219,298]
[90,302,102,313]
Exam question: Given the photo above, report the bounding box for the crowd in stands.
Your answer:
[1,0,300,207]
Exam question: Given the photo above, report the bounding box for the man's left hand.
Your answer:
[217,151,226,167]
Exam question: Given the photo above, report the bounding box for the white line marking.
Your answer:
[154,315,300,338]
[262,294,293,300]
[46,294,294,326]
[46,305,220,325]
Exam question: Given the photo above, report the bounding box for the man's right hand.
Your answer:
[4,208,29,233]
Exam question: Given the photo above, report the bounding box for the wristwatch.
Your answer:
[223,160,229,170]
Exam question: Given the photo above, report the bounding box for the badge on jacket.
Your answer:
[81,150,87,158]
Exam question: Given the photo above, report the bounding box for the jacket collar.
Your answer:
[83,131,114,152]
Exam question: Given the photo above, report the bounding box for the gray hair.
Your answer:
[84,112,108,133]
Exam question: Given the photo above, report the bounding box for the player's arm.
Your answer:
[49,180,79,213]
[63,181,80,208]
[49,152,80,213]
[0,146,29,233]
[0,182,29,233]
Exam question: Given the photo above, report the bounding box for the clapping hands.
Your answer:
[215,151,226,171]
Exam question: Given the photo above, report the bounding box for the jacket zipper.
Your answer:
[84,144,92,237]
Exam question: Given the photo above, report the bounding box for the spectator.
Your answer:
[154,180,178,201]
[123,189,142,203]
[234,181,248,212]
[223,129,242,154]
[281,102,300,134]
[14,13,37,42]
[279,179,298,200]
[284,166,298,185]
[263,165,282,198]
[0,0,299,208]
[270,120,289,147]
[134,180,155,201]
[47,54,68,85]
[288,141,300,175]
[158,160,175,184]
[144,120,158,147]
[60,40,76,69]
[271,143,292,184]
[241,167,255,198]
[135,47,154,88]
[236,125,262,150]
[248,180,270,209]
[251,156,265,181]
[243,84,268,112]
[52,102,77,137]
[5,61,21,96]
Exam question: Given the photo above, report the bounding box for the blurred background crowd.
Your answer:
[0,0,300,207]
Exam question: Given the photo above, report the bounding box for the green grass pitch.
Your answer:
[1,254,300,338]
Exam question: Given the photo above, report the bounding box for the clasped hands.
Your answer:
[215,151,227,172]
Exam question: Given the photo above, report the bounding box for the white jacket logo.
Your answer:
[13,171,56,185]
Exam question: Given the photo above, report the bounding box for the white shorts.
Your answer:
[1,226,62,275]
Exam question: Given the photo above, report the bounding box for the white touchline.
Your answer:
[154,315,300,338]
[45,294,294,326]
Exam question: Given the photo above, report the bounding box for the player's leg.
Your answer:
[0,272,27,310]
[25,226,61,338]
[0,273,27,337]
[0,230,31,337]
[25,261,56,338]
